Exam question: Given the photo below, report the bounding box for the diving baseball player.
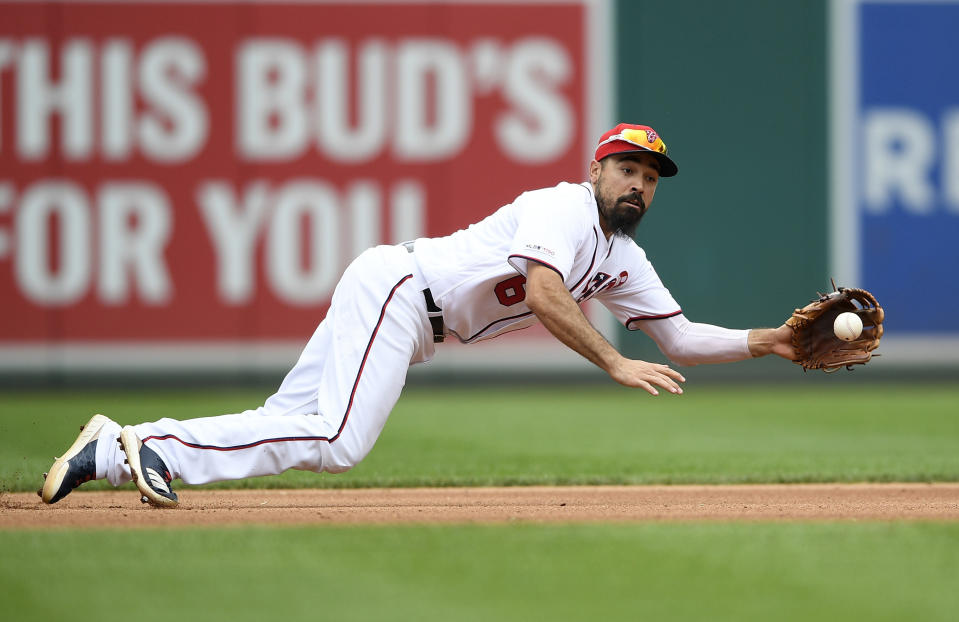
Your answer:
[40,123,796,507]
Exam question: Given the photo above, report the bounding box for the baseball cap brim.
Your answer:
[598,145,679,177]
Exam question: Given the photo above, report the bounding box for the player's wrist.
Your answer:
[746,328,775,357]
[603,353,633,379]
[748,326,793,359]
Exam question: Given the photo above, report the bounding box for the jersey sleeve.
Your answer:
[506,186,591,281]
[596,242,682,328]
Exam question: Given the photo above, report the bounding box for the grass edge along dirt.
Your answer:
[2,383,957,493]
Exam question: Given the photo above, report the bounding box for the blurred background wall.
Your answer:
[0,0,955,385]
[613,1,828,373]
[615,0,959,378]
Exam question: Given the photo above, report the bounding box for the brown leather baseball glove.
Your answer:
[785,283,884,371]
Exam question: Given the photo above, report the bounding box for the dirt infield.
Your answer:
[2,483,958,528]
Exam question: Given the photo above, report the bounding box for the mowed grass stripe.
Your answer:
[2,383,957,492]
[2,522,958,622]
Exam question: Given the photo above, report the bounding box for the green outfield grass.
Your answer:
[1,382,957,493]
[3,523,959,621]
[3,382,958,621]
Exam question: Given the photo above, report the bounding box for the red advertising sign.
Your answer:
[0,1,604,366]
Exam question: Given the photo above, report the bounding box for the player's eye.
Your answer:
[621,167,632,175]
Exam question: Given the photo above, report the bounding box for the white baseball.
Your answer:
[834,312,863,341]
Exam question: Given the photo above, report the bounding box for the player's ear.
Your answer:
[588,159,601,184]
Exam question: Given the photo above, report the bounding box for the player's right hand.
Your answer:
[608,359,685,396]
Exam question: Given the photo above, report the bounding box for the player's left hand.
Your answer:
[769,324,796,360]
[785,285,884,371]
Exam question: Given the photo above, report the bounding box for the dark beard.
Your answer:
[598,192,646,238]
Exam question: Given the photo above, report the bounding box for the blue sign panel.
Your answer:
[855,1,959,334]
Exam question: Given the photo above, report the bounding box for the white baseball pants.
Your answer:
[99,244,436,487]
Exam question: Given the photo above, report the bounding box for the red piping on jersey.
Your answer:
[602,236,615,262]
[508,254,564,280]
[141,273,416,451]
[625,309,683,329]
[569,228,600,293]
[460,310,535,343]
[508,226,600,294]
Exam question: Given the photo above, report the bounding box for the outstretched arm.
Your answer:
[524,262,685,396]
[634,315,796,366]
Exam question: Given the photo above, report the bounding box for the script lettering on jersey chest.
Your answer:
[575,271,629,303]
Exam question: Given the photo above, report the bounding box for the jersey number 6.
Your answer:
[494,275,527,306]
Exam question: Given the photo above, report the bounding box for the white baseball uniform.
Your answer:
[95,181,751,488]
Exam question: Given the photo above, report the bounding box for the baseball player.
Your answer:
[40,123,796,507]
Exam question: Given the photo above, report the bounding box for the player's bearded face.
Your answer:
[595,172,646,238]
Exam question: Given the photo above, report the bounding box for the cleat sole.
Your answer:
[119,427,178,508]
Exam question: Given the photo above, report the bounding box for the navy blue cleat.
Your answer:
[118,426,179,508]
[40,414,114,504]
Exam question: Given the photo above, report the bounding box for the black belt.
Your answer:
[403,241,445,343]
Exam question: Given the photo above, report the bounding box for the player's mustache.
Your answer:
[617,193,646,213]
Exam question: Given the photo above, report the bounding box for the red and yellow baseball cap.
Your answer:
[594,123,679,177]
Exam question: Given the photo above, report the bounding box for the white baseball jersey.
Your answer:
[93,180,745,492]
[412,181,681,342]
